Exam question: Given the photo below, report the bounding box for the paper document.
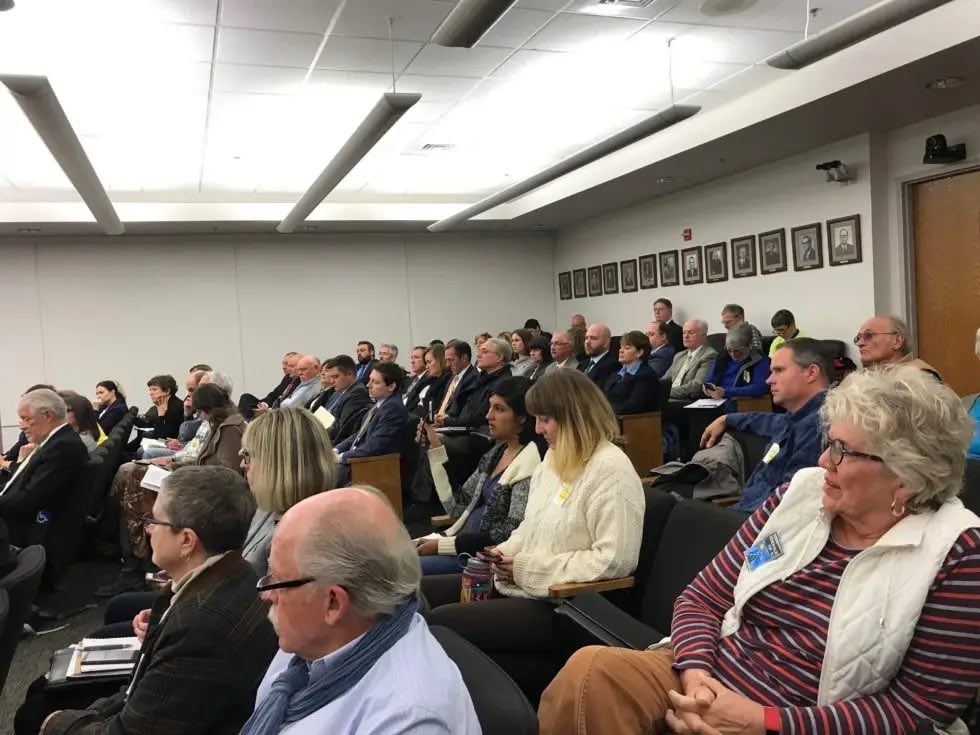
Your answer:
[140,464,170,492]
[685,398,726,409]
[313,407,336,429]
[68,637,140,678]
[140,438,167,450]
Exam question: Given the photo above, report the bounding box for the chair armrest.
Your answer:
[554,591,665,650]
[431,515,453,529]
[548,577,634,599]
[346,452,399,465]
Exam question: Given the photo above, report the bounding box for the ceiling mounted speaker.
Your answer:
[699,0,758,16]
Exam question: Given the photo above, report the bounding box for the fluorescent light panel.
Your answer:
[277,92,420,234]
[427,103,700,232]
[1,74,123,235]
[431,0,518,48]
[766,0,955,70]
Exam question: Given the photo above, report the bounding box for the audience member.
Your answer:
[434,340,478,427]
[569,325,587,361]
[243,351,300,418]
[306,359,336,413]
[545,330,580,373]
[139,368,207,460]
[20,466,278,735]
[424,370,644,699]
[133,374,184,440]
[2,384,55,469]
[429,338,445,347]
[721,303,764,353]
[855,315,941,377]
[579,323,619,386]
[417,345,451,420]
[509,328,536,378]
[243,487,479,734]
[354,340,377,384]
[379,343,399,364]
[603,330,661,415]
[401,345,431,412]
[442,337,513,429]
[419,376,541,575]
[664,319,717,400]
[968,328,980,460]
[0,389,88,545]
[279,354,321,409]
[524,318,552,341]
[321,355,372,445]
[702,338,831,511]
[769,308,804,356]
[93,379,128,432]
[241,407,339,576]
[497,330,513,342]
[654,298,683,352]
[540,366,980,735]
[702,324,771,406]
[527,335,553,382]
[570,313,586,332]
[61,392,106,457]
[335,362,409,486]
[646,320,676,378]
[474,332,492,348]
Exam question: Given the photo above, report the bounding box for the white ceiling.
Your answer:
[0,0,883,204]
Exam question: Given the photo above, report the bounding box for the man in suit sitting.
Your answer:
[603,331,661,415]
[663,319,718,401]
[355,340,378,385]
[545,330,580,374]
[246,352,300,418]
[306,360,336,413]
[335,362,409,486]
[653,298,684,353]
[279,354,322,409]
[0,389,88,546]
[402,346,432,413]
[646,320,676,378]
[322,355,373,445]
[579,323,619,386]
[443,338,513,430]
[434,340,479,428]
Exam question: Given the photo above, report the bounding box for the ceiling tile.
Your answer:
[307,69,394,93]
[479,8,556,48]
[489,48,571,80]
[672,26,802,64]
[125,0,219,26]
[564,0,677,20]
[400,101,455,124]
[525,12,648,52]
[396,75,482,101]
[671,60,749,90]
[515,0,569,10]
[212,63,307,94]
[217,27,321,67]
[709,63,793,92]
[331,0,455,41]
[316,37,423,73]
[220,0,345,34]
[656,0,802,31]
[403,44,513,78]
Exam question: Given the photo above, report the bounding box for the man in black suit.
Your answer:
[646,320,677,378]
[335,362,409,486]
[434,340,479,427]
[321,355,372,445]
[306,359,336,413]
[579,323,619,387]
[444,338,513,430]
[0,389,88,545]
[654,298,684,353]
[402,345,432,413]
[354,340,378,385]
[238,352,299,419]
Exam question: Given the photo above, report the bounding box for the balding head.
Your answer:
[550,330,574,363]
[584,323,611,357]
[296,354,321,382]
[571,313,586,331]
[682,319,708,350]
[855,315,911,367]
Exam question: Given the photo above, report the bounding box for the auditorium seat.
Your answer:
[962,459,980,516]
[0,546,46,693]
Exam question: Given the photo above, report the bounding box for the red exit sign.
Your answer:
[683,228,692,241]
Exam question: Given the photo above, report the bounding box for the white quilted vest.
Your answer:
[719,467,978,732]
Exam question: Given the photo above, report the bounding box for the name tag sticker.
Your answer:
[762,442,780,464]
[553,483,572,506]
[746,533,783,571]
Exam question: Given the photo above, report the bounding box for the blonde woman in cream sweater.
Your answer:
[424,368,644,700]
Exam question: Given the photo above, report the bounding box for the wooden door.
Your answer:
[912,169,980,396]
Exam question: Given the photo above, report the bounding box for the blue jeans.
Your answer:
[420,554,465,576]
[141,446,176,460]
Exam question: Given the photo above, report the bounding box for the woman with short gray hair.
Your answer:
[701,323,770,407]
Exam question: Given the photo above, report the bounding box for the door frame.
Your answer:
[900,161,980,350]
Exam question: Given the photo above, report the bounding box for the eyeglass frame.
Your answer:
[821,435,885,466]
[256,573,315,593]
[141,512,180,531]
[852,330,898,345]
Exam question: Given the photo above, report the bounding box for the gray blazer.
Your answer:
[544,356,581,374]
[665,345,718,399]
[242,509,280,577]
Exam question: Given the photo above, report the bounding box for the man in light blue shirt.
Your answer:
[279,354,321,409]
[244,487,481,735]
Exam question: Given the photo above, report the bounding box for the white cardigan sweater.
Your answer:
[496,440,645,599]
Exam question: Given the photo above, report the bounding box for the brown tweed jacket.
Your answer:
[44,553,278,734]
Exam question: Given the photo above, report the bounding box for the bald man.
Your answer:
[579,323,619,386]
[248,488,480,734]
[279,354,322,409]
[570,314,586,332]
[854,315,941,379]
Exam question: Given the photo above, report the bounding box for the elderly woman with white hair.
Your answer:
[540,365,980,735]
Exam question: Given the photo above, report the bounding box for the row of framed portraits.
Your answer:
[558,214,863,300]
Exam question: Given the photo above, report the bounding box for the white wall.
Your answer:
[0,233,555,448]
[553,134,876,346]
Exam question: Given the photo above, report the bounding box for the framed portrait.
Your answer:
[704,242,728,283]
[602,262,619,294]
[620,259,638,293]
[558,271,572,301]
[659,250,679,287]
[791,223,823,271]
[827,214,862,266]
[638,254,657,289]
[758,228,787,275]
[587,265,603,297]
[681,246,703,285]
[572,268,587,298]
[731,235,757,278]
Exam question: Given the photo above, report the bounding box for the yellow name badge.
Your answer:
[554,483,573,506]
[762,442,780,464]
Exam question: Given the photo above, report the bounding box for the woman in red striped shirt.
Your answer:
[540,364,980,735]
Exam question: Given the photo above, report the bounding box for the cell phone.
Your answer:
[704,383,717,391]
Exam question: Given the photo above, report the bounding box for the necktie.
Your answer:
[327,391,343,413]
[438,373,462,415]
[586,359,597,374]
[351,405,378,448]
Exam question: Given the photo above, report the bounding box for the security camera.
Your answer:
[815,160,855,184]
[923,134,966,164]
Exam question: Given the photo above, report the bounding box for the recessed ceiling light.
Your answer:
[926,76,965,90]
[655,176,674,184]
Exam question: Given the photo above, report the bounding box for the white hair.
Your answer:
[688,319,709,335]
[19,389,67,420]
[203,370,234,395]
[485,337,513,363]
[821,365,972,512]
[380,343,399,358]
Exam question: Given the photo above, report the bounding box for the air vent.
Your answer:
[421,143,455,152]
[699,0,758,15]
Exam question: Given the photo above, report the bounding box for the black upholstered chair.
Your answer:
[0,545,46,692]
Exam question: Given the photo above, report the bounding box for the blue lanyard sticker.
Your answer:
[746,533,783,571]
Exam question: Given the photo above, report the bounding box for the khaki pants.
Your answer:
[538,646,681,735]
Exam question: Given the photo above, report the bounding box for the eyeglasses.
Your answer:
[141,512,178,530]
[256,573,314,593]
[853,330,897,345]
[821,436,885,466]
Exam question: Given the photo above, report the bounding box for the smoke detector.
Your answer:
[699,0,758,16]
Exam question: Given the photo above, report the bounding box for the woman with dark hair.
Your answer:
[418,376,543,575]
[527,335,553,382]
[94,379,128,432]
[133,374,183,440]
[510,328,536,378]
[62,392,106,456]
[602,330,661,415]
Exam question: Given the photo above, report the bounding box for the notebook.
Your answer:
[140,464,170,492]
